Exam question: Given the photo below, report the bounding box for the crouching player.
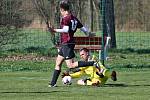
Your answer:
[62,48,117,86]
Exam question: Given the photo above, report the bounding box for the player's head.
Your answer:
[60,0,70,12]
[79,48,89,61]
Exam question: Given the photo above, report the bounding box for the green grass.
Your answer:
[1,30,149,68]
[1,30,150,51]
[0,50,149,72]
[106,50,150,69]
[0,69,150,100]
[0,60,52,72]
[1,29,55,51]
[0,29,149,99]
[116,32,150,49]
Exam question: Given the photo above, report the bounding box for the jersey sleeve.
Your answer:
[77,19,83,28]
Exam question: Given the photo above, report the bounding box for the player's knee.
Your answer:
[55,65,61,70]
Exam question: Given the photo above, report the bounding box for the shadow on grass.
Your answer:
[110,48,150,54]
[0,90,68,94]
[104,83,128,87]
[105,83,150,87]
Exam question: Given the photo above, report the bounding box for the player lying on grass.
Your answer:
[62,48,117,86]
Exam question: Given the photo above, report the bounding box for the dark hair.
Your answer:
[79,48,89,53]
[60,0,70,11]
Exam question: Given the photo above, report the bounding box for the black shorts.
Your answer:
[58,44,75,60]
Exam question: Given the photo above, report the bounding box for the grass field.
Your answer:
[0,30,149,69]
[1,30,150,51]
[0,30,149,100]
[0,68,150,100]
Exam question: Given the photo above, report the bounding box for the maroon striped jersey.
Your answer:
[60,14,83,44]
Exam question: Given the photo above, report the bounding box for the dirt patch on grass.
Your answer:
[0,54,55,61]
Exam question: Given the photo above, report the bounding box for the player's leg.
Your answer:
[102,69,111,77]
[99,76,108,85]
[49,54,64,87]
[64,44,95,68]
[49,44,73,87]
[65,59,95,68]
[102,69,117,81]
[100,63,117,81]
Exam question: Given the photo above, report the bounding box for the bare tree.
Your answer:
[0,0,32,49]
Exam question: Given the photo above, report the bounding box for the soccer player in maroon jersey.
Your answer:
[49,0,96,87]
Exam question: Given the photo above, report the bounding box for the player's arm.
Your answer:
[54,26,69,33]
[80,26,89,35]
[62,68,85,79]
[80,26,96,37]
[75,18,95,37]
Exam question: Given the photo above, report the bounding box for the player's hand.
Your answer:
[92,81,100,86]
[48,27,55,34]
[88,32,96,37]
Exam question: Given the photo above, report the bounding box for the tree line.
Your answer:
[0,0,149,49]
[0,0,149,31]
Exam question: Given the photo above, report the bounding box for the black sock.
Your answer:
[78,61,94,67]
[50,70,61,86]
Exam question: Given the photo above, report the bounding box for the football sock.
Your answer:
[78,61,94,67]
[50,69,61,86]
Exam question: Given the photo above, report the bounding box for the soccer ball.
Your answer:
[62,76,72,85]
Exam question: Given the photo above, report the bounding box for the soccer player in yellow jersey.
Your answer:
[62,48,117,86]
